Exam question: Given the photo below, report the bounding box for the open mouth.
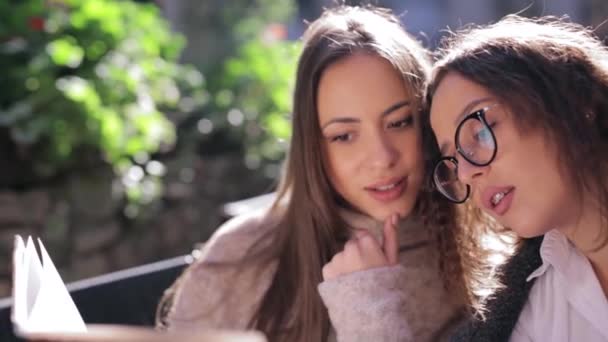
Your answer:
[366,177,405,192]
[491,187,514,207]
[371,180,402,191]
[365,177,407,202]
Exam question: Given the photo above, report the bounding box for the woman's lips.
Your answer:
[365,177,407,203]
[482,186,515,216]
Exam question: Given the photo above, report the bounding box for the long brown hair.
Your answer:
[253,6,480,340]
[426,15,608,251]
[159,5,479,341]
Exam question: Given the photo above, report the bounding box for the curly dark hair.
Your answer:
[427,14,608,250]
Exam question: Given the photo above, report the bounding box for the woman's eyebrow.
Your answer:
[453,97,493,125]
[321,116,360,130]
[321,100,410,130]
[380,100,410,117]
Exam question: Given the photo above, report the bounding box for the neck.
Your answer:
[560,197,608,297]
[337,207,427,247]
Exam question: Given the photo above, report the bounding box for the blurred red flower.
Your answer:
[28,17,45,31]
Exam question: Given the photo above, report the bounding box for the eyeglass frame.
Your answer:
[432,105,499,203]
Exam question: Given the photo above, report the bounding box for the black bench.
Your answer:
[0,255,190,341]
[0,193,275,341]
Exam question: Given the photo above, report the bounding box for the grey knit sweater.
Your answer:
[164,207,466,341]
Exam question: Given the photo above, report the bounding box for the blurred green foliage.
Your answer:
[213,37,301,169]
[0,0,208,215]
[0,0,301,214]
[0,0,205,187]
[195,0,301,175]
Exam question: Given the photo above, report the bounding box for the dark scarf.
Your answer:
[450,236,544,342]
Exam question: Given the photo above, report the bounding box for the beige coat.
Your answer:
[164,207,465,341]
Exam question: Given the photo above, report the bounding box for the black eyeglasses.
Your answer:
[433,105,499,203]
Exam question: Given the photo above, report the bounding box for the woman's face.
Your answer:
[317,53,424,221]
[430,71,578,237]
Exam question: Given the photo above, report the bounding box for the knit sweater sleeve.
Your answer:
[317,265,414,342]
[163,209,277,332]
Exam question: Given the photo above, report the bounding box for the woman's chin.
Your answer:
[371,207,412,223]
[511,224,549,239]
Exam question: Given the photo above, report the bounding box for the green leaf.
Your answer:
[46,37,84,68]
[265,112,291,139]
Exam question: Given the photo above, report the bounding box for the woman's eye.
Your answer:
[388,115,414,129]
[474,127,491,142]
[474,122,496,141]
[330,133,352,142]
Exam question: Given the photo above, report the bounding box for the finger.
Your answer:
[383,213,399,265]
[357,232,381,252]
[357,233,386,263]
[353,229,367,239]
[330,250,344,264]
[343,239,359,255]
[323,252,343,280]
[322,263,334,280]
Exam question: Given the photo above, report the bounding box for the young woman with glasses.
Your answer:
[427,14,608,341]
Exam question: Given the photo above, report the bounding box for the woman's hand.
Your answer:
[322,213,399,281]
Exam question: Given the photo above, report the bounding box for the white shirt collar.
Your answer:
[518,229,608,341]
[526,229,573,282]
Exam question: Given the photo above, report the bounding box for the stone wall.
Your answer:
[0,153,272,298]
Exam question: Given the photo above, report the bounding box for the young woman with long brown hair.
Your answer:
[157,5,487,341]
